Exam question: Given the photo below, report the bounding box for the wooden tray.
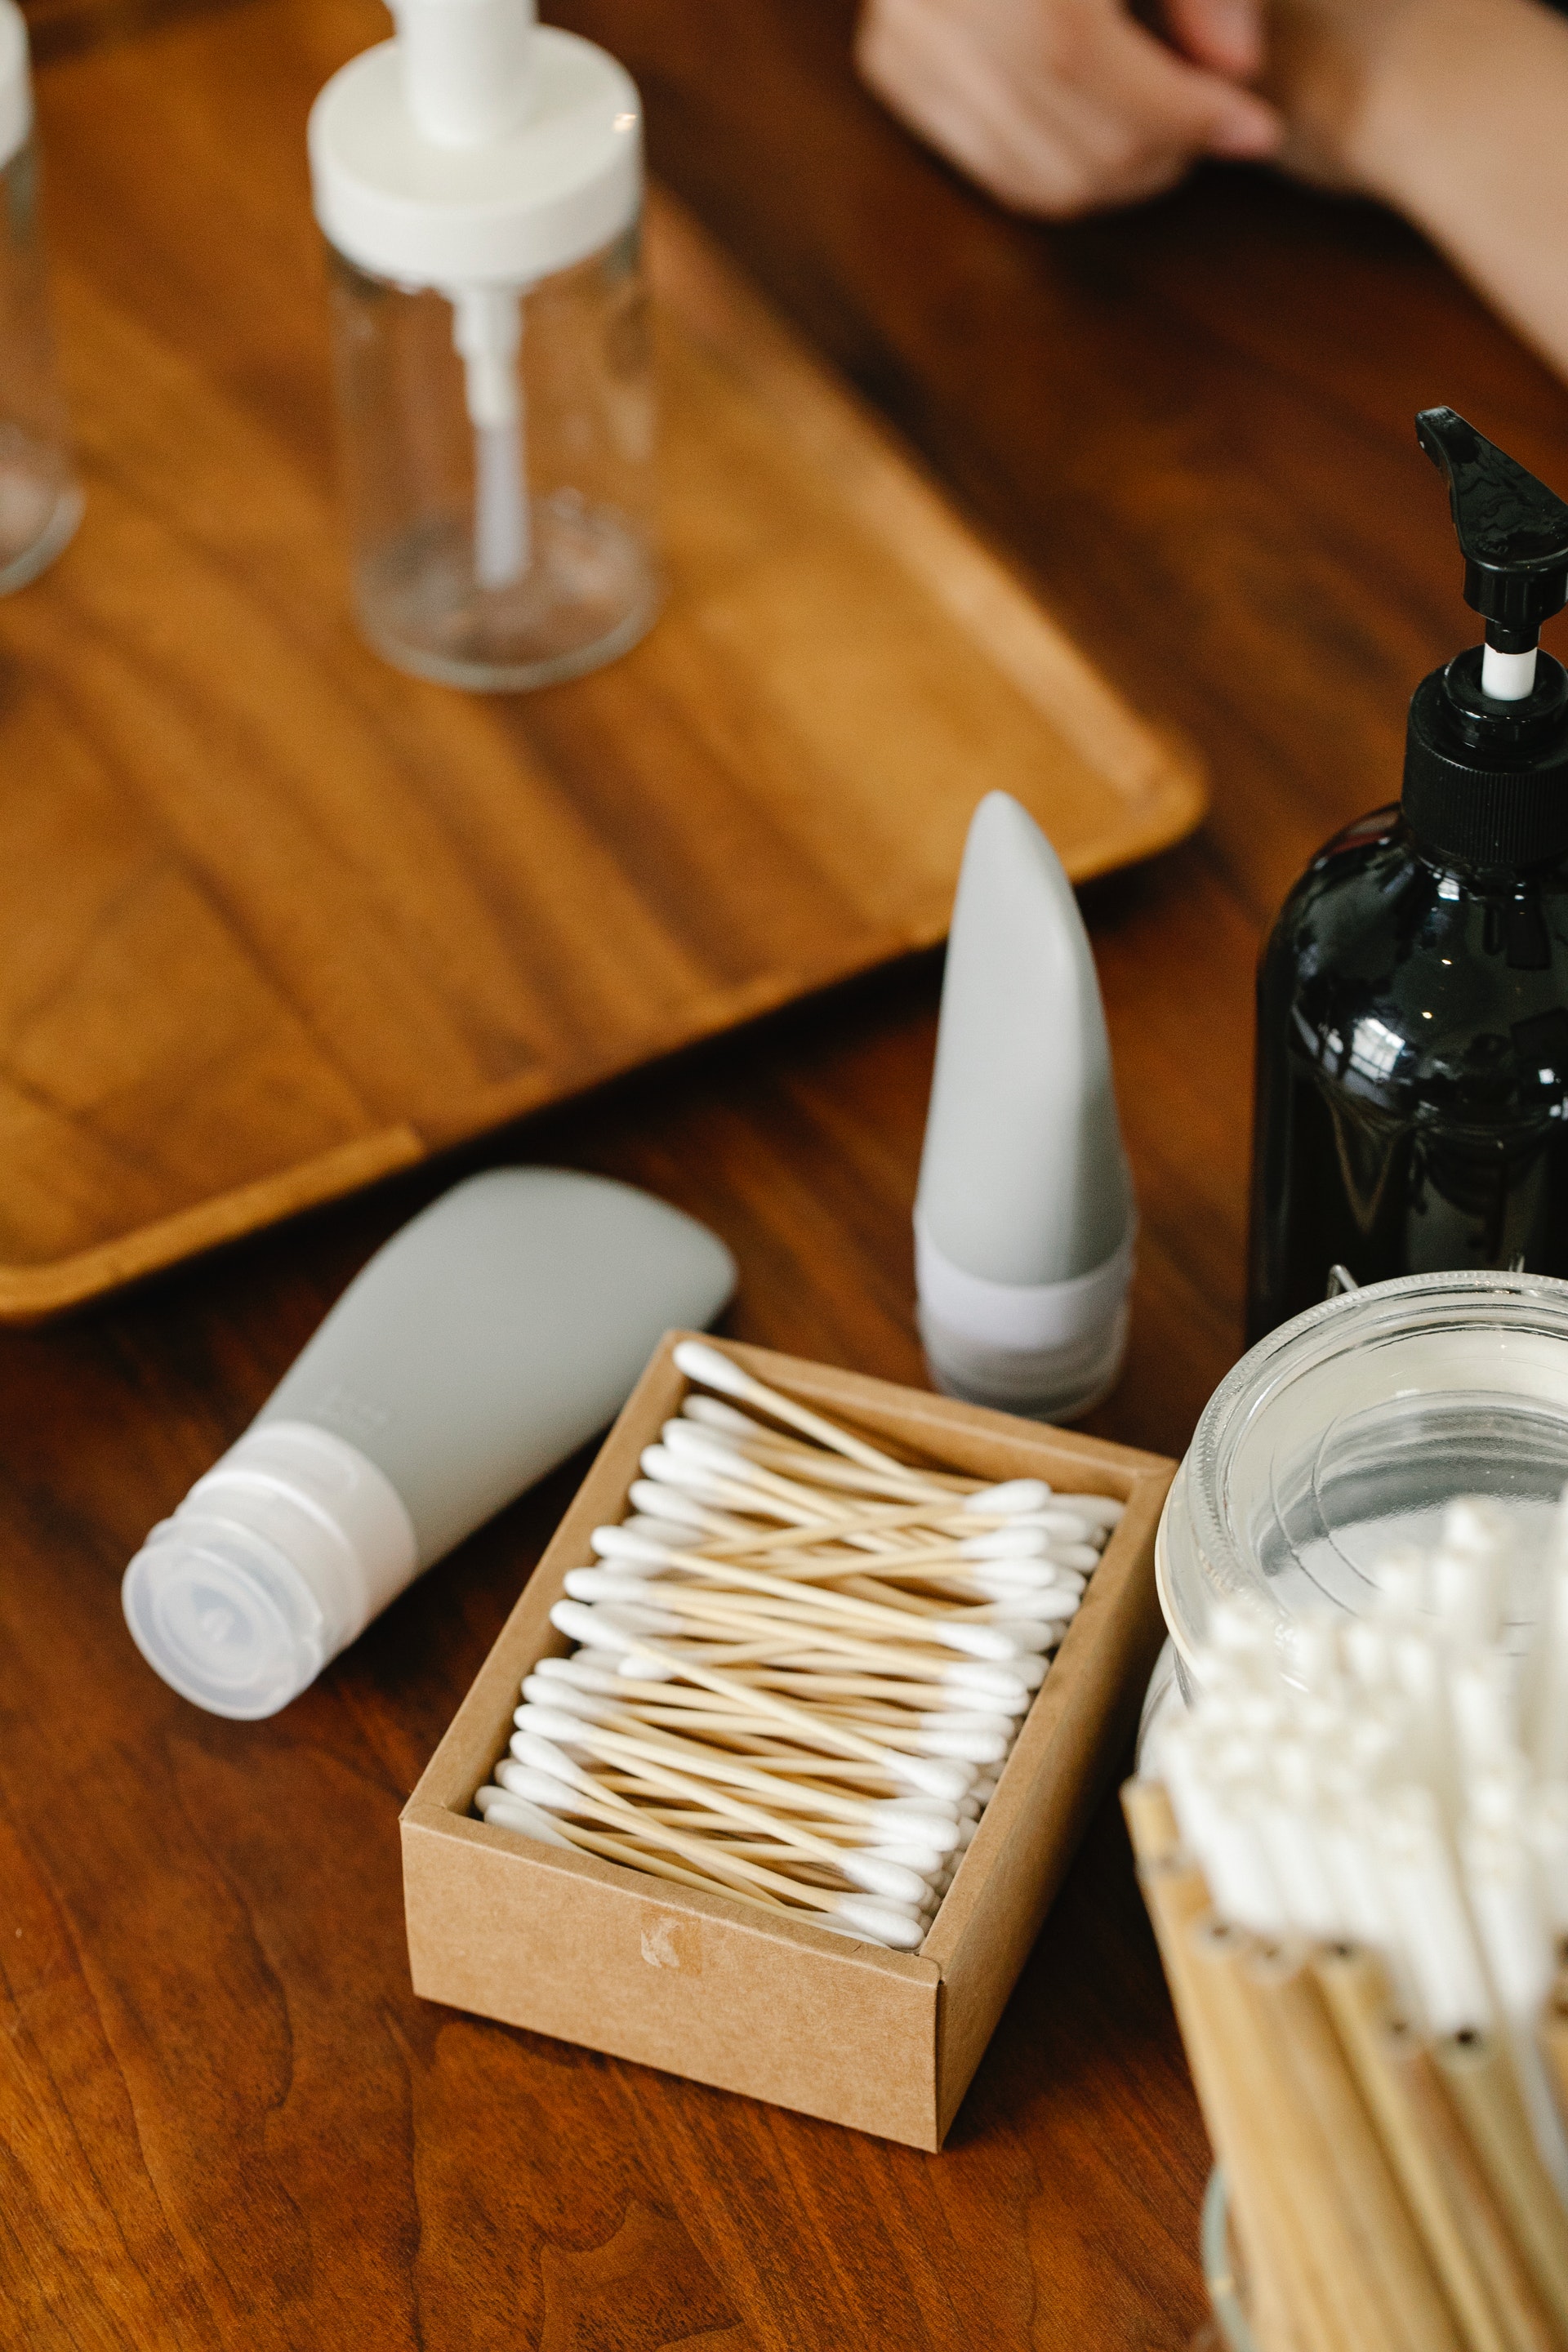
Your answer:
[0,0,1205,1319]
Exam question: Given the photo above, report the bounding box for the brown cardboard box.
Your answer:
[400,1335,1176,2149]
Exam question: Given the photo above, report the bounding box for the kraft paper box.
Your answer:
[400,1334,1175,2150]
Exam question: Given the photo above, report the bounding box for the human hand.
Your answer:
[1254,0,1442,192]
[856,0,1282,220]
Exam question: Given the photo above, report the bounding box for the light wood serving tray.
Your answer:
[0,0,1204,1319]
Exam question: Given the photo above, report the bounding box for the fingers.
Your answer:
[1162,0,1267,78]
[857,0,1281,218]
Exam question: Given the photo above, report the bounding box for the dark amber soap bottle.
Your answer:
[1248,409,1568,1343]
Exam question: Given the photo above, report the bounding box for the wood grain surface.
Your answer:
[0,0,1200,1320]
[7,0,1568,2345]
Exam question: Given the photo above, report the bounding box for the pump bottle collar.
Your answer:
[1401,410,1568,865]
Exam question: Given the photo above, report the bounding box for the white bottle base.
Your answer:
[915,1220,1134,1425]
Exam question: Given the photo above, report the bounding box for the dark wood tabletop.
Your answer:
[9,0,1568,2345]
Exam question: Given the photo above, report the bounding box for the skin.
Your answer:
[858,0,1568,378]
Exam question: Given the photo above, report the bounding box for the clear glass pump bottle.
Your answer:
[309,0,657,692]
[0,0,81,593]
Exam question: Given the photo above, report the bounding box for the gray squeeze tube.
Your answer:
[122,1168,736,1719]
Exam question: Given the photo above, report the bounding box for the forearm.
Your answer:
[1329,0,1568,379]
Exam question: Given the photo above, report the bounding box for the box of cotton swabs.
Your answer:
[399,1334,1174,2149]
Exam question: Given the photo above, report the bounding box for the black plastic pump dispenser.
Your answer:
[1247,409,1568,1340]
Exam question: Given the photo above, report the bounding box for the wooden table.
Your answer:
[7,1,1567,2345]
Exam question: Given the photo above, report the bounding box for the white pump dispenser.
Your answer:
[309,0,642,613]
[915,793,1135,1421]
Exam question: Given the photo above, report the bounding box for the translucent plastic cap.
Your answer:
[122,1422,417,1719]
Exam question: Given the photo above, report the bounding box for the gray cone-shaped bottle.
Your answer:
[915,791,1134,1420]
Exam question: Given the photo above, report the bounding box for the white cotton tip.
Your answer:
[891,1755,973,1801]
[474,1788,578,1849]
[531,1655,586,1687]
[672,1338,751,1395]
[868,1799,962,1849]
[616,1650,677,1680]
[517,1702,612,1749]
[591,1525,675,1566]
[960,1527,1049,1561]
[982,1588,1080,1624]
[1044,1543,1099,1574]
[930,1684,1030,1717]
[560,1594,684,1637]
[1054,1493,1124,1528]
[919,1709,1013,1738]
[959,1561,1053,1599]
[837,1852,930,1904]
[509,1730,592,1782]
[975,1619,1054,1655]
[564,1568,663,1604]
[496,1759,591,1814]
[969,1563,1083,1598]
[623,1516,705,1550]
[832,1896,926,1949]
[913,1724,1010,1762]
[550,1597,634,1652]
[1013,1508,1098,1544]
[521,1675,606,1718]
[963,1479,1051,1516]
[541,1655,618,1693]
[638,1446,742,1508]
[953,1814,977,1846]
[942,1661,1032,1702]
[661,1420,746,1471]
[681,1395,763,1439]
[969,1773,999,1802]
[933,1622,1023,1661]
[627,1478,710,1528]
[864,1842,947,1875]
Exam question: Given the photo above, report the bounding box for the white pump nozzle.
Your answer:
[392,0,537,149]
[1481,642,1539,702]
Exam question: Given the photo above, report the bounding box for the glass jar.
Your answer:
[1157,1269,1568,1686]
[0,4,81,593]
[310,10,653,693]
[324,223,657,691]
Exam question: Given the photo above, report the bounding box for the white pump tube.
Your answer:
[391,0,537,590]
[1482,642,1539,702]
[452,283,530,587]
[392,0,537,147]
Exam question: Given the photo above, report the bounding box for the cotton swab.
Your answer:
[497,1757,927,1946]
[474,1344,1120,1949]
[670,1341,930,1481]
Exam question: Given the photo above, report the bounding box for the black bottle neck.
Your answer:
[1401,647,1568,869]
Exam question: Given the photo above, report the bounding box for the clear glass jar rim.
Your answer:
[1187,1268,1568,1603]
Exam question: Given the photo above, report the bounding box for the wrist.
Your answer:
[1344,0,1532,200]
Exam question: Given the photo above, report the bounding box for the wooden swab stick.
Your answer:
[475,1785,793,1909]
[517,1699,970,1820]
[504,1736,933,1901]
[515,1704,968,1824]
[498,1757,925,1942]
[577,1535,1035,1656]
[672,1339,936,1482]
[1312,1944,1511,2352]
